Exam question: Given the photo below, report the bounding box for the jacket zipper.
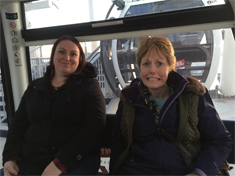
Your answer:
[160,81,188,124]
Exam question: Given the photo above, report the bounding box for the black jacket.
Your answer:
[2,63,106,171]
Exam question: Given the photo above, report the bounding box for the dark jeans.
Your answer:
[0,154,100,175]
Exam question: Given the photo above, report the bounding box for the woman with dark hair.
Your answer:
[1,35,106,175]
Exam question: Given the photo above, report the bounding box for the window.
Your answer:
[24,0,225,29]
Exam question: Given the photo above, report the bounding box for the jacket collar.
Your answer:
[33,62,98,92]
[121,71,205,104]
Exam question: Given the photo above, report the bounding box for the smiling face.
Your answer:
[140,47,171,97]
[53,40,80,77]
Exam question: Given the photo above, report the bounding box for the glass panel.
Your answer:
[29,41,116,99]
[0,137,6,166]
[0,70,7,124]
[0,70,7,168]
[124,0,225,17]
[24,0,225,29]
[29,28,235,120]
[100,30,213,94]
[24,0,121,29]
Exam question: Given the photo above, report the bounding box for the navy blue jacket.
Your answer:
[110,71,232,175]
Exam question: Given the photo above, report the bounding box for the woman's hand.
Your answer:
[3,160,19,176]
[42,161,62,176]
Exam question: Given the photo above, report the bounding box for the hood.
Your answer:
[120,78,142,102]
[167,71,206,95]
[120,71,206,103]
[78,62,98,78]
[41,62,98,101]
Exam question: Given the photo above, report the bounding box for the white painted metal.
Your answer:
[219,29,235,96]
[0,1,29,110]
